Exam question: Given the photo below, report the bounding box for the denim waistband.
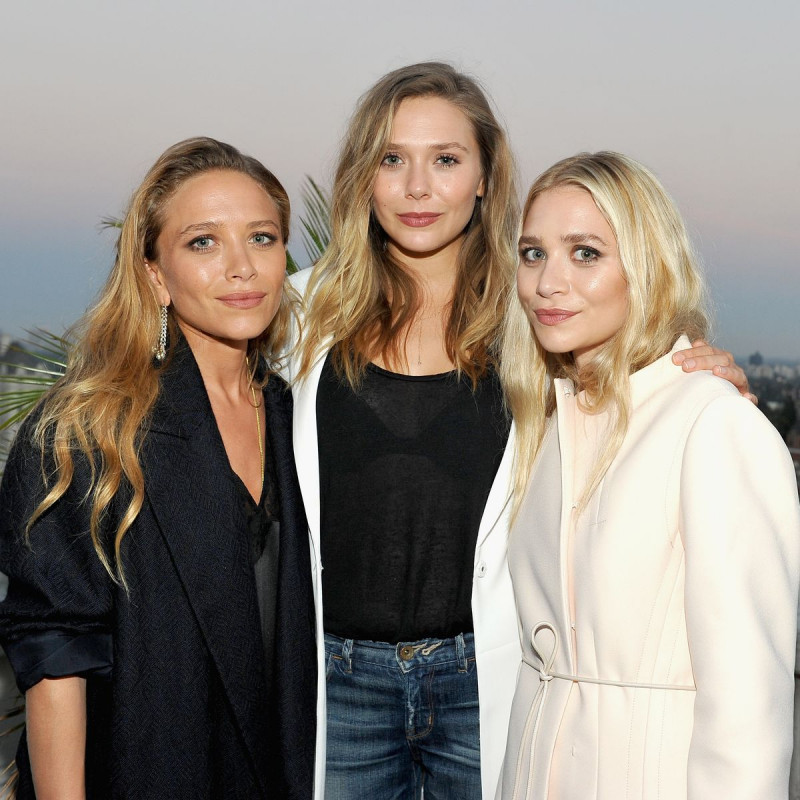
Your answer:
[324,631,475,673]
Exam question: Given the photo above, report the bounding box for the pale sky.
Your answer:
[2,0,798,357]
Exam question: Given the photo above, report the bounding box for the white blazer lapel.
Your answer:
[475,422,516,551]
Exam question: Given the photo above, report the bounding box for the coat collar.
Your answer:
[146,339,210,439]
[628,335,692,408]
[553,335,693,416]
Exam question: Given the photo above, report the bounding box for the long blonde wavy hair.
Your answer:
[500,152,709,514]
[297,61,518,386]
[28,137,295,585]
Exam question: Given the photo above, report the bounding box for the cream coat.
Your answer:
[286,269,522,799]
[499,338,800,800]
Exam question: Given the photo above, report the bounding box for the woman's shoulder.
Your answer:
[1,398,56,486]
[638,349,742,417]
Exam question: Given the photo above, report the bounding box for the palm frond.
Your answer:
[10,329,70,363]
[298,176,331,265]
[0,330,69,432]
[99,216,123,231]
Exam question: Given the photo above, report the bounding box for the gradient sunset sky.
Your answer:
[2,0,798,357]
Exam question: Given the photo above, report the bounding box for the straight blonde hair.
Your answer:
[28,137,295,585]
[501,152,709,514]
[297,62,518,386]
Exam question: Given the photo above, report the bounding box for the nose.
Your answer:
[225,240,257,281]
[405,161,431,200]
[536,257,570,297]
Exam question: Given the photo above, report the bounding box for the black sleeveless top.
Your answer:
[317,354,510,642]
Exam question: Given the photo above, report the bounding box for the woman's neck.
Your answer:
[373,247,459,376]
[180,325,251,403]
[386,236,461,300]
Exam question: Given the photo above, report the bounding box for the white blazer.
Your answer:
[287,269,522,799]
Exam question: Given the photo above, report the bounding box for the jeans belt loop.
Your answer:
[342,638,354,673]
[456,633,467,673]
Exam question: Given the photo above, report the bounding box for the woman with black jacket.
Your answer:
[0,137,316,799]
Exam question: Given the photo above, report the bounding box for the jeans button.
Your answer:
[399,645,414,661]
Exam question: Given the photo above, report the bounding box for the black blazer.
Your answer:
[0,343,316,799]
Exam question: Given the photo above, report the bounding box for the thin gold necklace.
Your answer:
[249,385,265,491]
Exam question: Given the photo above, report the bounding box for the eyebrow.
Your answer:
[562,232,609,247]
[518,232,610,247]
[179,221,220,236]
[385,141,471,153]
[178,219,279,236]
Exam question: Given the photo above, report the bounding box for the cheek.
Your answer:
[164,267,206,298]
[452,180,480,215]
[601,275,630,330]
[371,175,396,209]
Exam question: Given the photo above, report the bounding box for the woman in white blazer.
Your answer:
[285,67,751,799]
[498,151,800,799]
[287,62,522,800]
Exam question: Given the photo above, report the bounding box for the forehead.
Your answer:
[161,169,277,228]
[524,186,613,237]
[390,96,477,143]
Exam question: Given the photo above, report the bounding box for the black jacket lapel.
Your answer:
[140,344,270,796]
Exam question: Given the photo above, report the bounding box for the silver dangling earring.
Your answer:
[154,305,168,363]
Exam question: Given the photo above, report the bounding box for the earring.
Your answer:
[154,305,168,363]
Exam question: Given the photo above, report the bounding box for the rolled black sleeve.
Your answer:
[3,629,112,693]
[0,419,115,693]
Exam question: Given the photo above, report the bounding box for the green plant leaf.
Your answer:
[298,176,331,265]
[0,330,68,432]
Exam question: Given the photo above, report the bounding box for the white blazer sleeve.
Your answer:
[679,394,800,799]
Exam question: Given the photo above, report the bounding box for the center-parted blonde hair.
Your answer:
[297,61,518,385]
[28,137,295,585]
[500,151,709,513]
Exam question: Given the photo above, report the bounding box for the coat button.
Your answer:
[399,645,414,661]
[475,561,487,578]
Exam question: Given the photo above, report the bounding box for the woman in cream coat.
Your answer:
[498,152,800,799]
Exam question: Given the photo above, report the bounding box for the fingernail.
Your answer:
[683,358,695,369]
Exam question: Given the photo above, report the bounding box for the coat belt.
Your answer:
[523,621,696,692]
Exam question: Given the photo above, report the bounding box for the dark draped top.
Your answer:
[317,354,510,642]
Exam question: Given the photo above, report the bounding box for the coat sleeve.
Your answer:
[679,393,800,798]
[0,423,114,693]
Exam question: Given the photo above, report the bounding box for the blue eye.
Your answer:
[251,232,277,247]
[381,153,402,167]
[189,236,213,252]
[574,247,599,263]
[436,154,459,167]
[520,246,545,263]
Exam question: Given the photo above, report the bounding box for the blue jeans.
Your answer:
[324,632,481,799]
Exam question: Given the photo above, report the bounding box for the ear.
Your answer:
[476,176,485,199]
[145,260,171,307]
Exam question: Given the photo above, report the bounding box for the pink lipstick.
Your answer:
[218,292,266,309]
[534,309,578,326]
[397,212,442,227]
